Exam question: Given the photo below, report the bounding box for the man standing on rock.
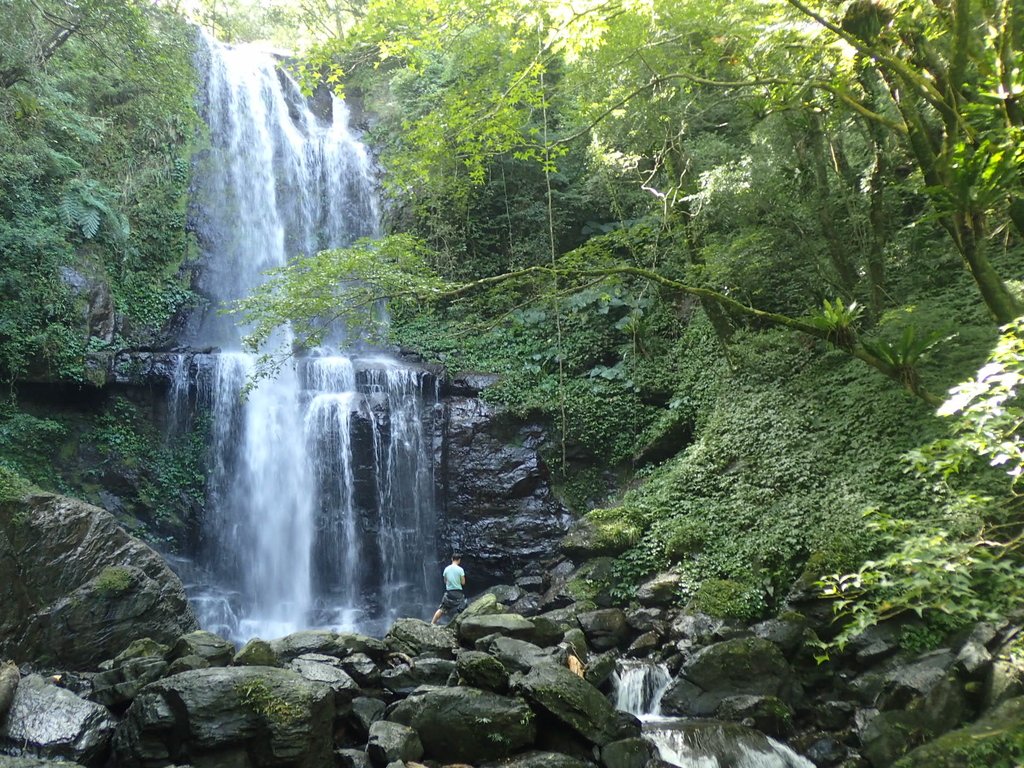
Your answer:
[430,552,466,625]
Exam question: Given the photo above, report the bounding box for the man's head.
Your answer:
[451,552,462,564]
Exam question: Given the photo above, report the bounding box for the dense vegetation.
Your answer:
[3,0,1024,649]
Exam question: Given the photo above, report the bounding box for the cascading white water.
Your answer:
[612,661,814,768]
[176,33,440,641]
[614,660,673,718]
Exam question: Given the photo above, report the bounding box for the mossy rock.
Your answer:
[560,508,641,559]
[893,697,1024,768]
[94,566,135,596]
[234,638,281,667]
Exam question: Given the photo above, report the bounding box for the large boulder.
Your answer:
[381,659,457,695]
[0,675,116,766]
[479,637,558,674]
[385,620,456,658]
[0,492,198,667]
[459,614,538,645]
[170,630,235,667]
[456,651,509,694]
[661,636,801,717]
[366,721,423,768]
[113,666,334,768]
[576,609,630,652]
[387,686,535,762]
[440,397,570,581]
[269,630,347,662]
[514,662,621,747]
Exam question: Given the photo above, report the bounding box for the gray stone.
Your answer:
[336,748,373,768]
[171,630,235,667]
[385,620,456,659]
[290,656,361,708]
[112,666,334,767]
[480,636,558,674]
[849,623,901,665]
[366,721,423,768]
[341,653,380,688]
[859,709,926,767]
[350,697,386,740]
[515,575,546,593]
[166,653,210,676]
[715,695,793,737]
[0,492,198,668]
[584,651,620,689]
[985,657,1023,709]
[635,573,681,607]
[751,616,807,657]
[577,609,630,652]
[676,636,800,713]
[113,638,170,664]
[514,662,620,746]
[381,659,456,695]
[456,651,509,693]
[0,675,116,765]
[0,759,83,768]
[626,632,660,656]
[234,638,281,667]
[459,614,538,645]
[484,584,526,605]
[624,608,667,635]
[668,613,740,644]
[270,630,347,662]
[563,628,589,660]
[90,656,169,708]
[336,633,388,661]
[387,686,535,762]
[600,738,655,768]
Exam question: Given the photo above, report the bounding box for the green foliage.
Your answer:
[821,319,1024,650]
[0,465,37,503]
[689,579,766,622]
[0,2,200,382]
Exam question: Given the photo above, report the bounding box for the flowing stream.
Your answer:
[612,661,814,768]
[174,33,439,641]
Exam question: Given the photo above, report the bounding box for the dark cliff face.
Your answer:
[437,395,571,585]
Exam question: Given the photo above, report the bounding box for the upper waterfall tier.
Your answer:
[190,32,378,348]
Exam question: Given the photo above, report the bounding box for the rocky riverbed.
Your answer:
[2,491,1022,768]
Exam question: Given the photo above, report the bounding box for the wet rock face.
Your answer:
[439,397,571,583]
[0,675,116,766]
[0,492,198,668]
[113,666,335,768]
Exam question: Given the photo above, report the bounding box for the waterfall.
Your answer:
[613,660,672,718]
[611,661,814,768]
[176,33,440,641]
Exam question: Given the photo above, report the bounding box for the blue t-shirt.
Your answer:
[443,563,465,591]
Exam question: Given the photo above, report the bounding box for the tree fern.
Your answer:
[58,178,129,241]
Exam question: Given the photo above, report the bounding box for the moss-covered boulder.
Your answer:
[235,638,281,667]
[456,651,509,693]
[661,636,801,717]
[458,614,538,645]
[892,699,1024,768]
[559,508,640,559]
[385,619,457,658]
[366,721,423,768]
[269,630,346,662]
[514,661,621,747]
[170,630,235,667]
[0,492,198,668]
[113,666,334,768]
[386,686,535,762]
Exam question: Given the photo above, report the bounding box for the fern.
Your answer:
[58,178,129,241]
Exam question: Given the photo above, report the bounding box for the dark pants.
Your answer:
[438,589,466,617]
